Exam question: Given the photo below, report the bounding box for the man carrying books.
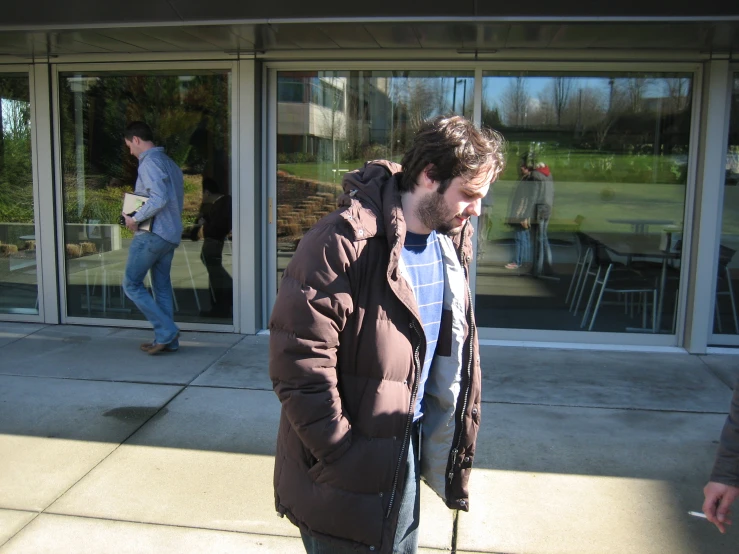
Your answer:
[121,121,184,354]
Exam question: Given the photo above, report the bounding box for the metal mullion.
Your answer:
[32,63,59,323]
[708,62,739,347]
[478,328,679,349]
[687,60,732,352]
[42,53,238,65]
[264,60,481,72]
[236,58,257,334]
[265,60,702,74]
[673,63,704,346]
[258,48,711,64]
[50,64,70,323]
[265,68,277,327]
[469,67,483,307]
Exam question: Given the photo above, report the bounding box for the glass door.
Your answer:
[57,67,233,325]
[0,72,38,316]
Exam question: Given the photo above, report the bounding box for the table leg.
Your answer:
[655,258,668,333]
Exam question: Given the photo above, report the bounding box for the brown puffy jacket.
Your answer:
[269,161,482,553]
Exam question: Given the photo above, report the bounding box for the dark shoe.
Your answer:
[140,340,178,354]
[141,342,168,355]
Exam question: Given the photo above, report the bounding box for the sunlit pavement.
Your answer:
[0,322,737,553]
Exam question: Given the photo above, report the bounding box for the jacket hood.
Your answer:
[339,160,403,244]
[338,159,473,259]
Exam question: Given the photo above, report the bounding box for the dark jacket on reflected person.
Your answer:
[529,166,554,222]
[268,160,483,553]
[710,385,739,487]
[506,177,535,226]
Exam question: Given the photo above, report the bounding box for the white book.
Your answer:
[122,193,152,232]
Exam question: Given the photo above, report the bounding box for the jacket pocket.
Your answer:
[314,436,395,494]
[436,309,453,357]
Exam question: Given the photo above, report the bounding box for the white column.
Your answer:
[470,67,483,302]
[31,63,60,324]
[236,58,258,334]
[683,59,732,353]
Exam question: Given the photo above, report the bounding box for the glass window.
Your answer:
[58,70,233,323]
[0,74,38,315]
[275,70,473,286]
[477,71,692,334]
[712,73,739,338]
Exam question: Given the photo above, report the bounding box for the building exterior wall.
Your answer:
[0,40,736,352]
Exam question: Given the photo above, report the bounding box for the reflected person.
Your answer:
[194,177,233,318]
[522,156,555,277]
[504,161,535,270]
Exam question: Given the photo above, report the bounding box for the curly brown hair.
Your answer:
[400,115,505,193]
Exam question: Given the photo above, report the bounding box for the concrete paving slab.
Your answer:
[698,354,739,390]
[191,334,271,390]
[0,327,241,384]
[419,483,453,550]
[0,323,46,348]
[480,346,730,412]
[0,510,35,547]
[459,471,737,554]
[47,385,452,551]
[0,375,180,511]
[0,514,305,553]
[47,387,296,538]
[457,402,734,553]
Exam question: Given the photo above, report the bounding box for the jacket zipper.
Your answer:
[386,319,422,518]
[448,229,475,485]
[448,283,474,484]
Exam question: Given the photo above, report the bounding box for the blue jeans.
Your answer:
[123,232,180,345]
[532,219,553,275]
[514,226,531,266]
[301,425,421,554]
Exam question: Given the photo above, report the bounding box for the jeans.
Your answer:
[513,226,531,266]
[532,219,553,275]
[301,424,421,554]
[122,232,180,345]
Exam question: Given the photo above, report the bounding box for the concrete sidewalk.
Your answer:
[0,322,737,553]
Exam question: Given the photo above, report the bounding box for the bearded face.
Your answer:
[415,187,465,236]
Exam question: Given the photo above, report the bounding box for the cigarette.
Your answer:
[688,511,707,519]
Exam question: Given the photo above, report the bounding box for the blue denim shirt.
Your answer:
[133,147,184,245]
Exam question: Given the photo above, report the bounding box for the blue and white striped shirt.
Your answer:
[402,230,444,421]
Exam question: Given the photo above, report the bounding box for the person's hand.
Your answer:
[521,219,529,229]
[122,212,139,233]
[703,481,739,533]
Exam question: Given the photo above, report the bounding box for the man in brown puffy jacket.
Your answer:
[269,115,505,554]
